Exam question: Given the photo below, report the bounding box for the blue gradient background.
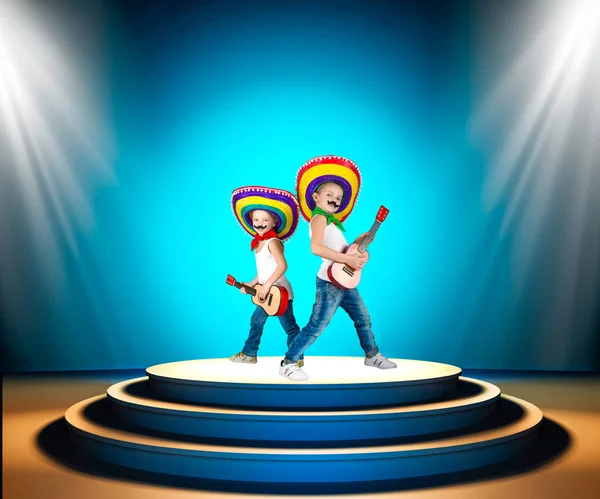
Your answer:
[2,0,599,372]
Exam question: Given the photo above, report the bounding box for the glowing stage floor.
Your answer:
[62,357,544,486]
[145,356,461,385]
[145,356,463,408]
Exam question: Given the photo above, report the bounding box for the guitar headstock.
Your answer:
[376,206,389,223]
[226,274,237,286]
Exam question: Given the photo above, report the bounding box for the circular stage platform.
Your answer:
[64,356,544,487]
[107,376,500,442]
[145,357,463,409]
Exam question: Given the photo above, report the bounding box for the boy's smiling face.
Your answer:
[312,182,344,214]
[251,209,277,236]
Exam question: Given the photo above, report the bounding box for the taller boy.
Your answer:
[279,156,397,381]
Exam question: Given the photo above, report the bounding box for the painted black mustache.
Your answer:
[253,225,268,230]
[327,200,340,208]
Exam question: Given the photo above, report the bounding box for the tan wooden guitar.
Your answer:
[226,274,289,316]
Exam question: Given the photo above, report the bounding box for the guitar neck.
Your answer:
[357,220,382,253]
[232,280,257,296]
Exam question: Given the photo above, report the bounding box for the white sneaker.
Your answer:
[365,353,397,369]
[230,352,257,364]
[279,361,309,381]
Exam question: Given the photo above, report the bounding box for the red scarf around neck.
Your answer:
[251,228,279,251]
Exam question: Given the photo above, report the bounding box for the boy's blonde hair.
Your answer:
[315,181,344,196]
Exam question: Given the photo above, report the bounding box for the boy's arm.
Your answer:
[353,232,373,245]
[240,274,259,294]
[262,240,287,289]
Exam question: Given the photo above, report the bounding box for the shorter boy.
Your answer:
[230,186,303,367]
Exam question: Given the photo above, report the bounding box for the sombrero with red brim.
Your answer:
[231,186,299,241]
[296,156,361,223]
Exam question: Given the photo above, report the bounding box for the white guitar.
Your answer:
[327,206,389,289]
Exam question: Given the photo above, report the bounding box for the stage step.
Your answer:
[107,376,500,443]
[65,393,542,483]
[65,357,544,485]
[145,356,462,409]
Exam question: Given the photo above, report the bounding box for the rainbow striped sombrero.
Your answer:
[296,156,361,223]
[231,186,299,241]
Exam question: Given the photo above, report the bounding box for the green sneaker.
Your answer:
[230,352,257,364]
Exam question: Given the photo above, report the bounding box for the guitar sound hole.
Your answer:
[268,295,273,306]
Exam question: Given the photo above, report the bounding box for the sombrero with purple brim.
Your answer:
[296,155,362,223]
[231,186,300,241]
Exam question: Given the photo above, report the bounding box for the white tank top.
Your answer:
[309,217,348,281]
[255,238,293,299]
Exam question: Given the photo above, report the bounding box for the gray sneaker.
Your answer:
[365,353,397,369]
[230,352,257,364]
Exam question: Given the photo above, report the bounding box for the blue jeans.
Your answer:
[285,278,379,362]
[242,300,303,359]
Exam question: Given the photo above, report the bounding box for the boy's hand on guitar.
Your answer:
[240,283,249,294]
[346,253,367,270]
[258,284,271,301]
[361,234,373,245]
[327,206,387,289]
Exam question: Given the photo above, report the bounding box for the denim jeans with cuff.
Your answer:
[284,277,378,363]
[242,300,302,359]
